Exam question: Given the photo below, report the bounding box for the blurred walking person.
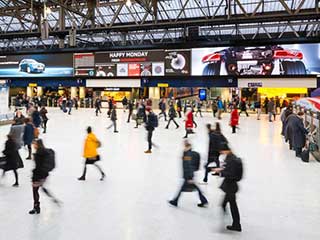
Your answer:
[183,108,194,138]
[230,104,239,134]
[95,97,102,116]
[165,104,179,129]
[177,99,182,118]
[29,139,60,214]
[169,140,208,207]
[203,123,227,183]
[217,96,224,120]
[144,109,158,154]
[107,105,118,133]
[23,118,35,160]
[215,143,243,232]
[40,106,48,133]
[78,127,105,181]
[127,100,134,123]
[122,96,128,112]
[1,134,24,187]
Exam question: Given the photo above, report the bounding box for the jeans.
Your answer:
[147,130,153,150]
[222,193,241,227]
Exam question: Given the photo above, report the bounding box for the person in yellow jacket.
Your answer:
[78,126,105,181]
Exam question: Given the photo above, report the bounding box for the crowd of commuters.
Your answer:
[2,91,313,234]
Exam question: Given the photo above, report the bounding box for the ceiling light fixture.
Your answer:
[126,0,132,7]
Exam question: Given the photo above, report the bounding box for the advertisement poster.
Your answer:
[0,53,73,77]
[74,53,95,76]
[0,80,9,114]
[165,50,191,76]
[117,63,128,76]
[96,64,116,77]
[192,43,320,76]
[95,50,165,77]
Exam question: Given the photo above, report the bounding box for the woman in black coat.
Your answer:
[23,118,34,160]
[29,139,60,215]
[2,134,24,186]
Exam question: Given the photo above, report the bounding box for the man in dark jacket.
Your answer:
[177,99,182,118]
[203,123,228,183]
[267,98,275,122]
[215,143,243,232]
[107,105,118,133]
[158,99,167,121]
[95,97,102,116]
[122,96,128,112]
[127,100,134,123]
[285,112,308,157]
[238,99,249,117]
[169,140,208,207]
[32,107,41,128]
[23,118,35,160]
[165,104,179,129]
[144,109,157,154]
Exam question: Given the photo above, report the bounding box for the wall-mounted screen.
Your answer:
[0,53,73,77]
[192,43,320,76]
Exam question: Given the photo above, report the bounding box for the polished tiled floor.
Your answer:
[0,108,319,240]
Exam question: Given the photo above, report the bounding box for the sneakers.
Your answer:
[226,225,242,232]
[12,183,19,187]
[144,150,152,154]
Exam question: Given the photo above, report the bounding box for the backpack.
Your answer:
[149,113,158,128]
[191,151,200,171]
[42,148,56,172]
[234,157,243,182]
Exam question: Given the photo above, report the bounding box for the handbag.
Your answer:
[132,113,137,120]
[301,149,309,162]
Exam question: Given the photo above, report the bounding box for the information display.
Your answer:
[74,53,95,76]
[0,53,73,77]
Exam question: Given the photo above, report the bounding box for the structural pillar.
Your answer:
[37,86,43,96]
[149,87,160,109]
[27,87,33,97]
[70,87,78,98]
[79,87,85,99]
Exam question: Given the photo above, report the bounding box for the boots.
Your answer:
[29,203,40,214]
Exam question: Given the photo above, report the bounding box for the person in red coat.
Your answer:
[184,108,194,138]
[230,104,239,133]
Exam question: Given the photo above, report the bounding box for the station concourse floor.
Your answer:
[0,108,319,240]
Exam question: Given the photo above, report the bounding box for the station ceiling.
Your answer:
[0,0,319,52]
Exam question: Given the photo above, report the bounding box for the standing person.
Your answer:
[122,96,128,112]
[23,118,35,160]
[74,97,79,110]
[217,96,224,120]
[195,100,203,117]
[183,108,194,138]
[158,99,167,121]
[238,99,249,117]
[267,98,275,122]
[275,96,281,114]
[67,98,73,115]
[40,106,48,134]
[203,123,228,183]
[254,100,261,120]
[144,109,158,154]
[286,112,308,157]
[230,104,239,134]
[1,134,24,187]
[107,105,118,133]
[29,139,60,214]
[127,100,134,123]
[165,104,179,129]
[215,143,243,232]
[281,105,293,137]
[32,106,41,128]
[177,99,182,118]
[168,140,208,207]
[212,99,218,118]
[107,97,113,118]
[263,97,269,114]
[95,97,102,116]
[78,127,105,181]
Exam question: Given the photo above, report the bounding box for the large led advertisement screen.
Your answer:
[0,53,73,77]
[192,43,320,76]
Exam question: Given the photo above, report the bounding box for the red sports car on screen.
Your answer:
[201,46,307,76]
